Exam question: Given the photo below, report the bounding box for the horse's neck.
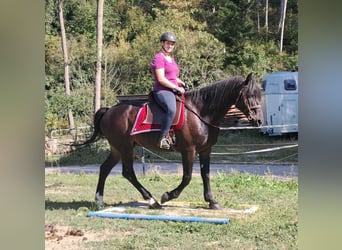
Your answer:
[208,86,241,124]
[188,96,236,126]
[211,102,235,124]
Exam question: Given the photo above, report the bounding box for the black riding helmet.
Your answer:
[160,32,177,43]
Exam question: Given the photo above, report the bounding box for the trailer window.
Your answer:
[284,79,297,90]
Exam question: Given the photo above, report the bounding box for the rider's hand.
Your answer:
[181,82,189,91]
[174,86,185,95]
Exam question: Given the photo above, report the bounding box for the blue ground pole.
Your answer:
[87,211,229,224]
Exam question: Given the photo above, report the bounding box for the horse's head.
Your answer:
[235,73,263,127]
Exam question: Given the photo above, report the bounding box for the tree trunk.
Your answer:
[279,0,288,52]
[265,0,269,32]
[94,0,104,113]
[57,0,75,131]
[278,0,284,32]
[257,0,260,33]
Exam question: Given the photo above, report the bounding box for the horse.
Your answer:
[76,73,263,210]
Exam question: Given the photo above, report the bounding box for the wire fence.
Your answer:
[219,123,298,131]
[45,125,298,166]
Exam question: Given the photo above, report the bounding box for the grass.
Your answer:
[45,171,298,249]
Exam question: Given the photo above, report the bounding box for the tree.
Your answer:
[279,0,288,52]
[45,0,298,133]
[57,0,75,130]
[94,0,104,113]
[265,0,269,32]
[256,0,260,33]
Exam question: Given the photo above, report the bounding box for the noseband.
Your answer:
[246,105,261,121]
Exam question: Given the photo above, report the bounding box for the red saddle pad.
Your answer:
[130,99,185,135]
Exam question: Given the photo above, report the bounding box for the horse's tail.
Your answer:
[71,107,109,148]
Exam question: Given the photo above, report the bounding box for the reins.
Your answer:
[184,103,222,129]
[175,94,222,130]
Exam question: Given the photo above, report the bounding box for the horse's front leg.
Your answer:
[199,151,221,210]
[121,151,161,209]
[161,150,195,204]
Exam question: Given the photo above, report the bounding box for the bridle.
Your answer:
[235,88,261,122]
[176,87,261,129]
[245,104,262,121]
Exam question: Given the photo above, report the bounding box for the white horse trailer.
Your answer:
[260,72,298,136]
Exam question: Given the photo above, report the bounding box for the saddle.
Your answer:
[130,92,185,135]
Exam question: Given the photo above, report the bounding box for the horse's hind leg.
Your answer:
[95,147,120,207]
[199,152,221,210]
[121,149,162,209]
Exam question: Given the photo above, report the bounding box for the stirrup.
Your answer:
[159,137,170,149]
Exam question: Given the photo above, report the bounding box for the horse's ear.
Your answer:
[246,72,253,83]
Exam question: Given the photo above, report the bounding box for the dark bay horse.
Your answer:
[77,73,263,209]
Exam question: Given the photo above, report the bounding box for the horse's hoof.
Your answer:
[209,202,221,210]
[161,192,170,204]
[148,198,162,209]
[95,193,105,207]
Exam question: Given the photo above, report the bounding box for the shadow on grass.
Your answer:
[45,200,95,210]
[45,200,151,211]
[45,199,200,210]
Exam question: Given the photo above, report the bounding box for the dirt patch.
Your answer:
[45,223,133,249]
[45,224,89,250]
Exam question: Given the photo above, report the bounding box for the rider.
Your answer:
[151,32,186,149]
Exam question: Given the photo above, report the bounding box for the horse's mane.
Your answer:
[186,76,244,114]
[186,75,261,116]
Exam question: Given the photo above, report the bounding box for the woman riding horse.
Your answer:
[76,73,263,209]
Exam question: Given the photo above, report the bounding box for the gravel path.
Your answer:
[45,162,297,180]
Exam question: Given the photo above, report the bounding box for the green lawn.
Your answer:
[45,171,297,249]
